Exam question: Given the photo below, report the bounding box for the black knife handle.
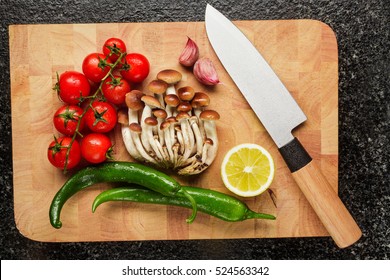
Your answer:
[278,137,312,172]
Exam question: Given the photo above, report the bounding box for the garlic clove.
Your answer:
[193,58,220,86]
[179,37,199,67]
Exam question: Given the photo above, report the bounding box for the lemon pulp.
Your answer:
[221,143,275,197]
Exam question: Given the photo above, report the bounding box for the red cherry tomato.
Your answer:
[102,38,127,63]
[102,75,131,105]
[120,53,150,83]
[82,53,111,83]
[56,71,90,104]
[53,105,84,136]
[47,136,81,169]
[84,101,117,133]
[80,133,112,164]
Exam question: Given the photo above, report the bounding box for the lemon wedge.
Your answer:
[221,143,275,197]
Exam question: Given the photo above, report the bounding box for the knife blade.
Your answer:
[205,4,361,248]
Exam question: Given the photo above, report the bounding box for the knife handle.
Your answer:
[279,138,362,248]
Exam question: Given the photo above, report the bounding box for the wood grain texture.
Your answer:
[292,161,362,248]
[9,20,338,242]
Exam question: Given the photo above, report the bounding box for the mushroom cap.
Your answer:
[126,90,145,111]
[204,138,214,145]
[176,111,190,120]
[144,116,158,126]
[129,122,142,133]
[141,95,162,109]
[147,79,168,95]
[164,94,180,107]
[200,109,220,121]
[157,69,182,85]
[191,92,210,108]
[178,86,195,101]
[153,108,168,119]
[166,116,178,124]
[177,101,192,113]
[117,109,129,125]
[160,120,171,130]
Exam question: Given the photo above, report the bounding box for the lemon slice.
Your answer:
[221,143,275,197]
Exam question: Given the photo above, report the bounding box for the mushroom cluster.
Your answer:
[118,69,220,175]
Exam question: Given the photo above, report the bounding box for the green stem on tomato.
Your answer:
[62,51,127,173]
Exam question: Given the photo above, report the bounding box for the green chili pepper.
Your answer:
[49,162,197,228]
[92,186,276,222]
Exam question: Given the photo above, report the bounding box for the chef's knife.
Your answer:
[205,4,361,248]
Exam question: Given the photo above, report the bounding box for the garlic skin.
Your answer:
[179,37,199,67]
[193,58,220,86]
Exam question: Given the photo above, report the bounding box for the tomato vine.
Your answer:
[62,50,126,173]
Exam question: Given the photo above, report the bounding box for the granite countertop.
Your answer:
[0,0,388,259]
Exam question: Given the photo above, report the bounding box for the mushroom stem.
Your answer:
[153,109,168,147]
[178,160,201,175]
[181,116,203,165]
[166,85,176,96]
[175,126,185,155]
[129,123,157,164]
[154,135,169,164]
[118,111,142,161]
[140,106,153,152]
[144,117,165,162]
[176,112,194,163]
[172,143,180,168]
[128,108,139,123]
[121,125,142,160]
[191,92,210,140]
[181,120,192,161]
[161,120,174,163]
[201,138,213,163]
[179,139,213,175]
[140,95,163,154]
[123,90,145,161]
[194,108,206,140]
[189,116,202,156]
[166,116,178,147]
[186,119,196,158]
[184,110,220,174]
[202,119,219,165]
[156,119,165,146]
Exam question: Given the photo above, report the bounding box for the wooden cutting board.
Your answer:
[9,20,338,242]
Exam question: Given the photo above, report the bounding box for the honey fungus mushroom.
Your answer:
[147,79,168,107]
[120,91,145,161]
[157,69,182,96]
[119,69,220,175]
[178,110,220,175]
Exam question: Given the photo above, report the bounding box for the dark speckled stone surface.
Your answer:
[0,0,389,259]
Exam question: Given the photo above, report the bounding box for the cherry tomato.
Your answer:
[56,71,91,104]
[53,105,84,136]
[102,38,127,63]
[120,53,150,83]
[84,101,117,133]
[102,75,131,105]
[81,133,113,164]
[47,136,81,169]
[82,53,111,83]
